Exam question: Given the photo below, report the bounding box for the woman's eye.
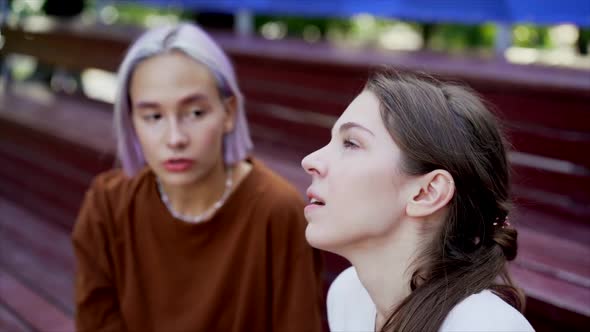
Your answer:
[143,113,162,122]
[343,139,359,149]
[190,110,205,118]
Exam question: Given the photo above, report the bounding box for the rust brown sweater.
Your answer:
[72,159,323,332]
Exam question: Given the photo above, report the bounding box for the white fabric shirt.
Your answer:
[327,267,535,332]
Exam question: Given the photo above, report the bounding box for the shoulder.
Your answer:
[327,266,375,332]
[84,167,152,209]
[441,290,535,332]
[74,168,150,236]
[87,168,147,199]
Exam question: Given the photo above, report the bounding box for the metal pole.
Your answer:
[235,8,253,37]
[0,0,10,96]
[495,23,512,59]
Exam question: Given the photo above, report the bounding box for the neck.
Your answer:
[345,220,422,331]
[160,159,230,217]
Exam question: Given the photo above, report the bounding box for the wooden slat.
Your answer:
[0,270,74,332]
[511,165,590,218]
[516,226,590,291]
[0,150,87,214]
[0,140,94,194]
[508,130,590,170]
[487,90,590,133]
[511,264,590,318]
[511,164,590,198]
[248,108,330,151]
[0,88,115,150]
[0,199,76,314]
[243,83,351,117]
[0,178,76,229]
[0,301,33,332]
[0,92,115,174]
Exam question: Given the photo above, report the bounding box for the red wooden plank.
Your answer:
[0,140,93,195]
[510,264,590,317]
[0,178,77,229]
[0,199,75,313]
[243,84,351,117]
[0,302,32,332]
[0,155,84,220]
[487,91,590,132]
[508,130,590,169]
[0,270,74,332]
[511,165,590,207]
[516,226,590,289]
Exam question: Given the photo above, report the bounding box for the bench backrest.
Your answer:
[3,21,589,222]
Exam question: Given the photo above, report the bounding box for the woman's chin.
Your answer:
[305,223,345,254]
[154,169,200,187]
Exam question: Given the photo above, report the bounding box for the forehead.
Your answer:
[334,91,385,132]
[130,51,218,98]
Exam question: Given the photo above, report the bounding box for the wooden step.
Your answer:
[0,269,74,332]
[0,199,75,315]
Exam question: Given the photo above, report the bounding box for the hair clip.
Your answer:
[502,218,511,229]
[494,216,510,229]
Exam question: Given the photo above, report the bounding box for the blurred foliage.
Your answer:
[254,15,332,38]
[9,0,46,15]
[427,23,496,52]
[255,14,424,48]
[512,24,550,48]
[255,15,493,52]
[110,2,189,26]
[7,0,588,58]
[578,28,590,55]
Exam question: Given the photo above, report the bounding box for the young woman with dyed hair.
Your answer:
[302,71,534,331]
[73,23,323,332]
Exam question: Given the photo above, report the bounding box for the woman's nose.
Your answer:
[301,148,325,176]
[166,120,189,150]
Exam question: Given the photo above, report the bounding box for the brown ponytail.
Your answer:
[365,71,524,332]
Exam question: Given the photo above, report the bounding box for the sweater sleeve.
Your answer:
[269,192,324,332]
[72,174,126,332]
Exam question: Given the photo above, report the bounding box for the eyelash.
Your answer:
[142,109,205,122]
[343,138,359,149]
[190,109,205,117]
[143,113,162,122]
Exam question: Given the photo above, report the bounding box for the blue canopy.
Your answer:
[134,0,590,26]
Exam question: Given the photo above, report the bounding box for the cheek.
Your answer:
[306,159,405,251]
[336,160,401,217]
[133,121,159,160]
[192,116,226,153]
[358,167,406,234]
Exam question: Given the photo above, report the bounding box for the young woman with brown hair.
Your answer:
[302,71,534,331]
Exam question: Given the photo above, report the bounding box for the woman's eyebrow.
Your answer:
[133,92,208,109]
[338,121,375,136]
[177,92,208,106]
[134,101,160,110]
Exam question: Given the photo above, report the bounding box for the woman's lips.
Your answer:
[304,203,324,215]
[305,188,326,215]
[163,159,194,172]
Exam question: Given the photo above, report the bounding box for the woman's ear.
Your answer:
[223,96,237,133]
[406,170,454,218]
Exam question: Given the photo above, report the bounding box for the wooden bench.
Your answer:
[2,19,589,331]
[0,197,75,331]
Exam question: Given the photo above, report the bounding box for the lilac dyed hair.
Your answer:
[114,23,253,177]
